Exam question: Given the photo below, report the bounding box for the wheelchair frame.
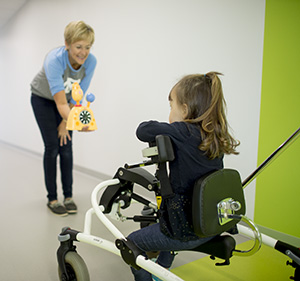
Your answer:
[57,128,300,281]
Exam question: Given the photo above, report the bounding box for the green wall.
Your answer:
[254,0,300,241]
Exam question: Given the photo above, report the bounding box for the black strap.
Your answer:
[157,162,174,199]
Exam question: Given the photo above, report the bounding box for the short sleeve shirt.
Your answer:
[31,46,97,104]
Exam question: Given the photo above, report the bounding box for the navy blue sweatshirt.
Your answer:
[136,121,223,241]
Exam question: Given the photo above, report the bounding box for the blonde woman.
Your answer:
[31,21,97,216]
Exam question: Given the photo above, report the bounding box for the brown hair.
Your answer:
[172,72,239,159]
[64,21,95,45]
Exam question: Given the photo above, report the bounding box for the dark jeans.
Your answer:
[128,223,214,280]
[31,94,73,202]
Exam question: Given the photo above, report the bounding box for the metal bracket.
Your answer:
[142,146,158,158]
[217,197,242,225]
[108,201,127,222]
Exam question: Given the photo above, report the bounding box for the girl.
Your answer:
[128,72,239,280]
[31,21,97,216]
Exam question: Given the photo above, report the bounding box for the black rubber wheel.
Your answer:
[58,251,90,281]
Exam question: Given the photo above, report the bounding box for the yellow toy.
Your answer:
[66,83,97,131]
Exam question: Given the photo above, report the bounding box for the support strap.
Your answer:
[157,162,174,199]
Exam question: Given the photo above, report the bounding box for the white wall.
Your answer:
[0,0,265,218]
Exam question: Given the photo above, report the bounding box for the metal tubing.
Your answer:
[90,178,126,240]
[242,127,300,188]
[136,255,184,281]
[237,224,277,249]
[83,208,94,235]
[77,232,121,256]
[233,217,262,256]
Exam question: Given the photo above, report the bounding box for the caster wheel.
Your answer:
[58,251,90,281]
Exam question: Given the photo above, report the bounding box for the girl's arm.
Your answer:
[136,121,176,143]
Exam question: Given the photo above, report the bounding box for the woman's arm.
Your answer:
[53,90,72,146]
[54,90,70,120]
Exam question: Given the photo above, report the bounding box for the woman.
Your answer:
[31,21,97,216]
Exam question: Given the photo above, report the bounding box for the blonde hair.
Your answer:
[64,21,95,45]
[172,72,239,159]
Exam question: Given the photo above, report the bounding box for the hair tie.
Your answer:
[204,73,212,85]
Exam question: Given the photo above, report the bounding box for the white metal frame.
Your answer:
[59,176,298,281]
[74,178,184,281]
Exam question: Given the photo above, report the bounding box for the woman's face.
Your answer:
[169,88,187,123]
[66,40,92,70]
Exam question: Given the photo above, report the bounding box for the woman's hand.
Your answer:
[78,126,94,132]
[53,91,93,140]
[58,120,71,146]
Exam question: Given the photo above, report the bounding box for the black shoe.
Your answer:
[64,199,77,214]
[47,201,68,216]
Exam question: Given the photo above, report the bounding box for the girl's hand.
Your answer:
[58,120,71,146]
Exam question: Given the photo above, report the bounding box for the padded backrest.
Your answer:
[192,169,245,237]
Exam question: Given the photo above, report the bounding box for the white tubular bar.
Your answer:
[88,178,183,280]
[77,233,121,256]
[83,208,94,235]
[91,178,126,240]
[237,224,277,249]
[136,255,184,281]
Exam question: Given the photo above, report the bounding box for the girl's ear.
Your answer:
[182,103,188,119]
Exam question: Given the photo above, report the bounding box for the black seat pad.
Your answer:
[189,235,236,260]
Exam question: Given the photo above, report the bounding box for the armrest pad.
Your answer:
[115,167,159,191]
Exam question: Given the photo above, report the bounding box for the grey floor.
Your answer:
[0,142,211,281]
